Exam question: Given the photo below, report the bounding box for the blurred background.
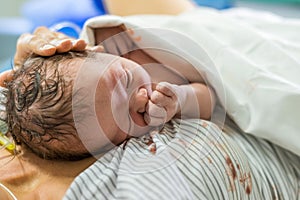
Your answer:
[1,0,300,70]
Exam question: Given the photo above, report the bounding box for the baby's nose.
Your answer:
[135,88,148,113]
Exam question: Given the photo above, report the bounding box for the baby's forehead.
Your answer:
[66,52,116,68]
[72,53,124,76]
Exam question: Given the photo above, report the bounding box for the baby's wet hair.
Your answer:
[6,52,92,160]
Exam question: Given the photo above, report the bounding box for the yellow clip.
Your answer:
[0,132,15,153]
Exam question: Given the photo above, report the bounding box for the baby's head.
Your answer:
[6,52,91,160]
[5,51,153,160]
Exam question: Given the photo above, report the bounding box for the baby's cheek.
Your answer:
[130,110,147,127]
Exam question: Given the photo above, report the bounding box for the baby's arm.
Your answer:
[145,82,216,126]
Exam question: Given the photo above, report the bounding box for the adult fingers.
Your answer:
[0,70,13,87]
[26,26,73,55]
[71,39,88,51]
[14,33,56,68]
[35,27,87,52]
[49,39,72,53]
[14,27,90,68]
[33,26,57,39]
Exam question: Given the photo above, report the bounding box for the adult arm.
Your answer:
[104,0,195,16]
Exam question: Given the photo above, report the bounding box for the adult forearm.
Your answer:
[104,0,195,16]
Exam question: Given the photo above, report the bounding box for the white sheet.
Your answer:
[81,7,300,156]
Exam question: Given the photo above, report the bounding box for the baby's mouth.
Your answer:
[137,88,148,113]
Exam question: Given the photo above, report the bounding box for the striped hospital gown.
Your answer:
[64,119,300,200]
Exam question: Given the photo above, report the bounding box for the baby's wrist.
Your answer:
[174,85,189,118]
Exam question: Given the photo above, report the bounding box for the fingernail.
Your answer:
[71,39,86,46]
[51,39,69,46]
[40,44,55,50]
[138,88,147,97]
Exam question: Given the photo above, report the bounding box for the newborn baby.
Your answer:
[4,49,215,160]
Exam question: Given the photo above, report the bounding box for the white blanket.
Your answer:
[80,7,300,156]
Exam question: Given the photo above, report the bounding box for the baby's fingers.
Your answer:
[144,114,165,127]
[156,82,178,98]
[151,90,173,107]
[146,101,166,118]
[144,101,167,126]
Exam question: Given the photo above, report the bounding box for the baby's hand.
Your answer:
[144,82,181,126]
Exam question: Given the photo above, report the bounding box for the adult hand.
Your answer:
[14,26,91,69]
[0,70,13,87]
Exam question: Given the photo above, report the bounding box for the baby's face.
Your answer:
[71,53,154,154]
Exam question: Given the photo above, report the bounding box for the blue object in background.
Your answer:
[22,0,106,37]
[1,0,234,72]
[193,0,234,9]
[21,0,233,38]
[93,0,107,13]
[49,21,82,39]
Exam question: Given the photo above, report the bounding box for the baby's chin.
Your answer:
[110,129,129,145]
[109,120,157,148]
[126,123,156,138]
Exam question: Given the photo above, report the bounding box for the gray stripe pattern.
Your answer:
[64,119,300,200]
